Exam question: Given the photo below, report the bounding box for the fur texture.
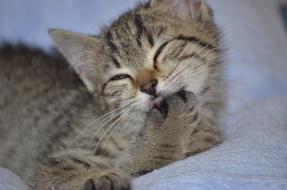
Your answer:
[0,1,225,189]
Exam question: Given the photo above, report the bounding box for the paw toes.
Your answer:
[184,92,199,108]
[84,179,96,190]
[97,176,113,190]
[188,112,200,124]
[84,170,131,190]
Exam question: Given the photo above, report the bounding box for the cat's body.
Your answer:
[0,1,225,190]
[0,45,95,181]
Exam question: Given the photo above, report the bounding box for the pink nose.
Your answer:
[140,79,158,96]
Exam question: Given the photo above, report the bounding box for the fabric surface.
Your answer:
[1,0,287,189]
[0,169,26,190]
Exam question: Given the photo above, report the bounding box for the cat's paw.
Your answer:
[167,91,199,119]
[84,169,131,190]
[175,90,201,125]
[146,91,200,136]
[149,91,200,123]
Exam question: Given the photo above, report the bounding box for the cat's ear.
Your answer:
[49,29,102,93]
[150,0,213,22]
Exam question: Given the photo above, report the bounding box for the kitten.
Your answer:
[0,0,225,189]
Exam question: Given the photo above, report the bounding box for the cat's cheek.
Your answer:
[179,63,209,95]
[103,82,134,102]
[184,71,208,95]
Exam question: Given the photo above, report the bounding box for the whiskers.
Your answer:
[93,105,133,153]
[67,98,139,151]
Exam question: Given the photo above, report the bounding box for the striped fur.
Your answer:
[0,1,225,190]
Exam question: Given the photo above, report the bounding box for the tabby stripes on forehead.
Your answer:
[105,32,121,68]
[106,31,118,53]
[133,14,154,47]
[134,14,145,47]
[111,57,121,68]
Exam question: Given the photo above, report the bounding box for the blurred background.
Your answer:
[281,0,287,29]
[0,0,287,113]
[0,0,142,48]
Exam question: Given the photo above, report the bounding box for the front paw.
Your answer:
[149,91,200,123]
[146,91,200,135]
[175,91,201,125]
[84,169,131,190]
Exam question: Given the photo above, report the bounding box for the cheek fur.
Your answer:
[159,60,209,95]
[183,63,209,94]
[104,81,135,103]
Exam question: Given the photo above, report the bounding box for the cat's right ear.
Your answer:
[49,29,102,93]
[150,0,213,22]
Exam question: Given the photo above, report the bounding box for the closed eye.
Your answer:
[102,74,133,94]
[153,35,214,67]
[110,74,132,81]
[153,41,171,67]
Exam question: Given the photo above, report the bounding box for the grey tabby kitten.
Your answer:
[0,0,225,189]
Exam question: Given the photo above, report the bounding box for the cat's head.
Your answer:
[50,0,222,132]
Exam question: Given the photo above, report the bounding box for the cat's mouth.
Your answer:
[148,89,186,119]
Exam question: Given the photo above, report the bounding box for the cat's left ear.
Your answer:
[49,29,102,93]
[150,0,213,22]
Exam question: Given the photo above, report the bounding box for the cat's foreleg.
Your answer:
[117,91,200,176]
[184,118,221,157]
